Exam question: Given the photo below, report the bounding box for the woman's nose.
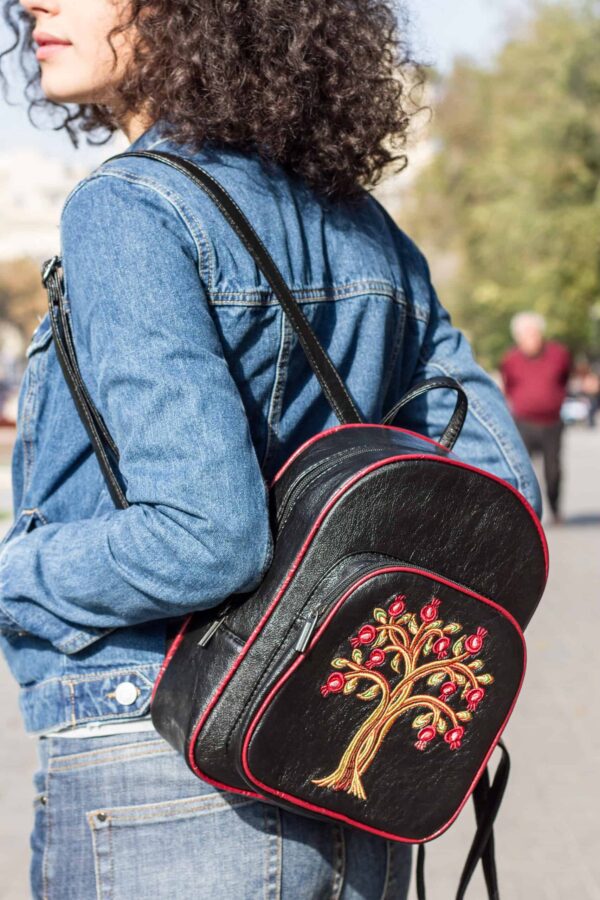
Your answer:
[18,1,59,15]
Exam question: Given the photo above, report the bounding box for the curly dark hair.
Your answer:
[1,0,421,202]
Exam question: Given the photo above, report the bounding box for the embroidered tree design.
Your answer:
[312,594,494,801]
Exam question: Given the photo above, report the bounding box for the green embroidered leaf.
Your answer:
[352,649,364,665]
[468,659,484,671]
[357,685,380,701]
[373,608,388,624]
[427,672,446,686]
[453,636,466,656]
[373,630,387,648]
[453,672,466,685]
[331,658,347,669]
[457,710,472,722]
[477,674,494,685]
[444,623,462,634]
[436,718,448,734]
[391,653,403,673]
[397,612,412,624]
[408,615,419,635]
[428,620,443,630]
[423,636,434,656]
[412,712,434,729]
[343,679,357,695]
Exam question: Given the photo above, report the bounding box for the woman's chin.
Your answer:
[40,80,93,106]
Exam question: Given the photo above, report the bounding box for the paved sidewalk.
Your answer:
[407,427,600,899]
[0,427,598,899]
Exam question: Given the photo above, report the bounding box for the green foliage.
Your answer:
[413,712,434,728]
[406,0,600,367]
[452,636,466,656]
[357,685,381,701]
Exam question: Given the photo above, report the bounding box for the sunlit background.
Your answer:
[0,2,598,898]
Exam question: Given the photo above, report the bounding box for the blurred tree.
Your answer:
[0,257,47,349]
[404,0,600,367]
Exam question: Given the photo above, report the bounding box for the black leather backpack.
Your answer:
[43,150,548,899]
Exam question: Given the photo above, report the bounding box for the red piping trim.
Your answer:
[241,565,527,843]
[150,613,261,798]
[439,457,549,577]
[270,424,548,574]
[270,423,449,487]
[181,771,260,799]
[184,451,547,793]
[150,613,194,703]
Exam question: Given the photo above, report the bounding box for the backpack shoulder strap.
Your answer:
[41,147,365,508]
[102,149,363,426]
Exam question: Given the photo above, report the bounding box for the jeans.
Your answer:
[30,727,412,899]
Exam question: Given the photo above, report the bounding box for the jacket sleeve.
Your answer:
[396,239,543,518]
[0,173,273,648]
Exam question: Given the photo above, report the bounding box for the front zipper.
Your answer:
[291,556,508,663]
[289,557,383,653]
[223,553,393,756]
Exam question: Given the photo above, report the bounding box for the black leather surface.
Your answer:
[244,570,523,840]
[151,425,546,822]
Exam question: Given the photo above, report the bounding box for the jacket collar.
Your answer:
[127,118,175,152]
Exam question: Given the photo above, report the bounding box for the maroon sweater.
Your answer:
[501,341,571,424]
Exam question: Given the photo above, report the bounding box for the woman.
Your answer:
[0,1,542,898]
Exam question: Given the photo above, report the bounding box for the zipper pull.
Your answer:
[197,602,232,648]
[294,609,320,654]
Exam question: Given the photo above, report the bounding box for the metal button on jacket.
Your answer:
[114,681,139,705]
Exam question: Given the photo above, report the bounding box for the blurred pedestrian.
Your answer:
[569,360,600,428]
[501,312,571,523]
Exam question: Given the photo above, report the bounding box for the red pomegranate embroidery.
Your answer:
[433,636,451,659]
[313,595,495,801]
[440,681,458,701]
[388,595,406,617]
[420,597,441,624]
[445,726,465,750]
[465,687,485,711]
[350,624,377,648]
[365,649,386,669]
[320,673,345,696]
[415,725,437,751]
[465,627,488,655]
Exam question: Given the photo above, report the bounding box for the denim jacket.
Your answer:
[0,120,542,734]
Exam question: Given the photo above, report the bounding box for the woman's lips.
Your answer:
[33,32,72,61]
[35,42,72,61]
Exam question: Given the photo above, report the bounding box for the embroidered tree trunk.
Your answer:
[312,596,494,800]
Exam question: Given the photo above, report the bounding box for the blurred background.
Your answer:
[0,1,598,898]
